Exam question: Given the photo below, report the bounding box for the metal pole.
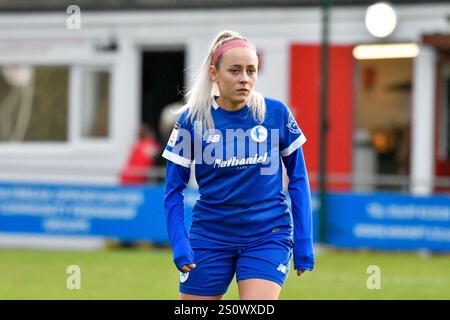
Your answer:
[318,0,331,244]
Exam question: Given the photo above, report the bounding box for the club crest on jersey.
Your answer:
[287,114,301,134]
[250,125,268,143]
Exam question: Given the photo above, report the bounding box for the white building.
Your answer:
[0,0,449,195]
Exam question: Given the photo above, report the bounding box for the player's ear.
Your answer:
[209,65,217,82]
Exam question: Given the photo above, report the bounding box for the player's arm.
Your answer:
[162,112,196,272]
[282,146,314,273]
[279,103,314,273]
[164,161,195,272]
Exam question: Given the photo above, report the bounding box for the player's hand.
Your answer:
[297,269,305,277]
[181,264,197,272]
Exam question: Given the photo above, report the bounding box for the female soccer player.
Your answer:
[162,30,314,300]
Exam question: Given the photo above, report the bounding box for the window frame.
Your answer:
[70,64,113,145]
[0,61,114,156]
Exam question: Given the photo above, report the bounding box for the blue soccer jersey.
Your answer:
[163,96,314,272]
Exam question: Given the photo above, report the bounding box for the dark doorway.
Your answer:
[141,49,185,143]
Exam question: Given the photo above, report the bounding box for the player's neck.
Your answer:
[216,96,247,112]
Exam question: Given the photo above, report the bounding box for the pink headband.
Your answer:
[211,39,256,66]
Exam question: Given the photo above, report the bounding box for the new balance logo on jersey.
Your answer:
[277,264,287,275]
[206,134,220,143]
[213,153,268,168]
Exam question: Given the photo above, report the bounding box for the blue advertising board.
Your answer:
[325,192,450,251]
[0,182,449,251]
[0,182,174,243]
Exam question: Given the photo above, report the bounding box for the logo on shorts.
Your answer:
[180,271,189,283]
[277,264,287,275]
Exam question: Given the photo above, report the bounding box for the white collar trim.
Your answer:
[211,96,219,110]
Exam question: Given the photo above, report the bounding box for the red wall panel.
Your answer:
[289,44,353,191]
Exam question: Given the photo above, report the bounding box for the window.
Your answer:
[439,64,450,160]
[0,65,68,142]
[354,58,412,191]
[80,69,110,139]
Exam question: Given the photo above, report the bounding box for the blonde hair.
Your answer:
[178,30,266,132]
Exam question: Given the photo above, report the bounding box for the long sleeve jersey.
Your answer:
[163,96,314,272]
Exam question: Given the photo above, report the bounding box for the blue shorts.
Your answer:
[179,229,293,296]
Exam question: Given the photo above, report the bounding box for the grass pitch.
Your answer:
[0,247,449,300]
